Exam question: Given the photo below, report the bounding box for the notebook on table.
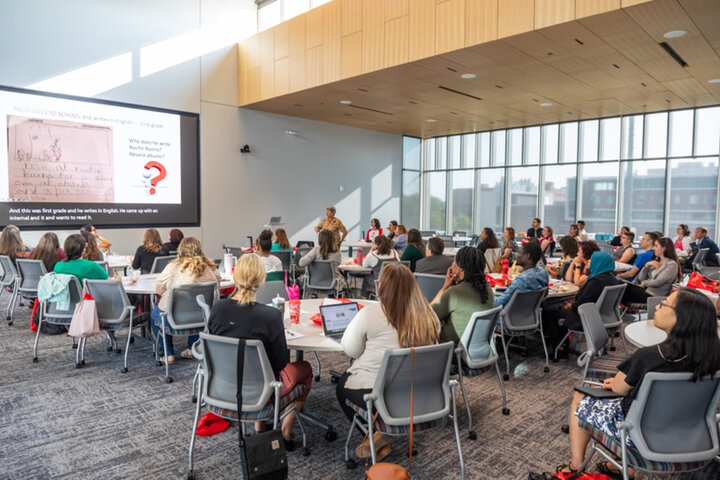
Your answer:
[319,302,360,339]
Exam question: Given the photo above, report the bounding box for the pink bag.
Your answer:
[68,291,100,338]
[285,271,300,300]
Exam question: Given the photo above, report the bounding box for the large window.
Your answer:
[423,172,446,232]
[508,167,538,230]
[449,171,473,233]
[475,169,505,234]
[542,165,576,232]
[668,158,718,238]
[619,160,665,233]
[257,0,332,32]
[579,162,617,234]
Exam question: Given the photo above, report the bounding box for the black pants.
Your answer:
[542,307,582,349]
[622,282,651,304]
[336,372,372,432]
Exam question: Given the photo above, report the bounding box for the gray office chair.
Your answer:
[414,273,445,302]
[150,255,177,274]
[420,230,436,238]
[10,259,47,325]
[596,283,628,354]
[188,334,308,478]
[576,303,625,386]
[439,235,454,249]
[0,255,18,323]
[645,296,666,321]
[274,250,292,272]
[455,307,509,440]
[699,266,720,281]
[579,371,720,480]
[155,282,218,383]
[84,279,137,373]
[256,280,289,304]
[496,288,549,380]
[291,246,312,281]
[692,248,709,272]
[343,342,464,479]
[370,260,409,299]
[303,260,341,298]
[95,260,109,274]
[32,275,82,365]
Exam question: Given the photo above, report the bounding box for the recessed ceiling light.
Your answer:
[426,119,437,123]
[540,102,553,107]
[663,30,686,39]
[709,78,720,84]
[339,100,352,105]
[461,73,476,79]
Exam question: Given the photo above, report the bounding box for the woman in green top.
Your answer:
[400,229,426,272]
[54,234,113,282]
[432,247,494,345]
[271,228,291,251]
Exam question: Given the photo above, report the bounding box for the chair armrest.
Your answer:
[191,340,203,360]
[715,413,720,426]
[363,392,378,402]
[270,380,283,389]
[617,420,633,433]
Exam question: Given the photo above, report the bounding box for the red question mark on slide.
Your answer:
[143,161,167,195]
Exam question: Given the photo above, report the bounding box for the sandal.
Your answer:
[180,348,193,359]
[596,461,634,480]
[375,444,391,462]
[355,433,390,458]
[555,462,579,475]
[158,356,176,365]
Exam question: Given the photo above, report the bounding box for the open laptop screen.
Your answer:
[319,302,360,336]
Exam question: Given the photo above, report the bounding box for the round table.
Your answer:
[121,273,234,295]
[343,240,372,257]
[623,320,668,348]
[487,274,579,298]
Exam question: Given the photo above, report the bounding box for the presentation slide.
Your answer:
[0,86,200,229]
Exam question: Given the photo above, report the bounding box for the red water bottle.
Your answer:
[355,248,364,265]
[501,259,509,286]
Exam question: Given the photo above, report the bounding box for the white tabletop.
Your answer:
[343,240,373,249]
[283,298,377,352]
[486,273,578,298]
[106,255,132,268]
[443,248,459,257]
[545,258,631,274]
[422,236,472,243]
[623,320,668,348]
[121,273,234,295]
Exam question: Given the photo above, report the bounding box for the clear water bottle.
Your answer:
[271,294,285,317]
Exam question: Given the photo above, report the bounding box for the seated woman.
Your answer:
[565,240,600,287]
[209,253,312,449]
[400,229,426,272]
[557,288,720,477]
[132,228,169,274]
[540,226,556,256]
[0,225,30,263]
[674,224,691,257]
[54,234,114,282]
[152,237,221,364]
[393,225,408,252]
[362,235,399,269]
[611,230,635,264]
[271,228,291,251]
[611,226,630,247]
[29,232,64,272]
[500,227,518,264]
[543,252,619,357]
[256,229,283,281]
[478,227,500,254]
[547,236,579,279]
[163,228,184,253]
[298,229,347,292]
[432,247,494,345]
[81,234,104,261]
[365,218,383,242]
[568,224,581,243]
[622,237,681,304]
[336,263,440,459]
[81,224,112,253]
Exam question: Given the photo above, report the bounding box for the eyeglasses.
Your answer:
[658,302,676,311]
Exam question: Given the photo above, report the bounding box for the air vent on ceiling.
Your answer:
[348,104,393,116]
[438,86,482,101]
[659,41,688,67]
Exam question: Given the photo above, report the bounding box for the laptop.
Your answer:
[268,216,282,225]
[319,302,360,339]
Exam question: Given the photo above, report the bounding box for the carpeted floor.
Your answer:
[1,295,718,480]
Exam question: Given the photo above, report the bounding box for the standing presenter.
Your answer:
[315,205,347,246]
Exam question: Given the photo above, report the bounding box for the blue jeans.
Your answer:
[151,305,198,357]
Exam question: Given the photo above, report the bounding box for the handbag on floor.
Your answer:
[285,271,300,300]
[68,289,100,338]
[236,339,288,480]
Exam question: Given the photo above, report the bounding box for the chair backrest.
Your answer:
[699,266,720,281]
[372,342,454,426]
[372,258,398,281]
[484,248,501,273]
[693,248,709,270]
[200,334,276,412]
[256,280,289,304]
[414,273,445,302]
[293,247,312,266]
[44,275,83,318]
[646,296,666,320]
[274,250,292,271]
[15,259,47,291]
[165,282,218,329]
[459,307,502,368]
[468,234,480,247]
[577,303,609,358]
[223,246,245,259]
[85,279,131,324]
[500,288,546,331]
[452,231,467,237]
[595,283,627,327]
[625,371,720,463]
[295,241,314,249]
[307,260,337,289]
[95,260,109,274]
[420,230,435,238]
[150,255,177,274]
[439,235,454,248]
[0,255,17,286]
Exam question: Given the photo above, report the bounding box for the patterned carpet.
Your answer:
[0,294,718,480]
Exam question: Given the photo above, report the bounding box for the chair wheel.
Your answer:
[503,374,510,381]
[121,367,128,374]
[115,348,121,354]
[346,459,357,470]
[502,408,510,415]
[561,424,569,434]
[5,315,9,321]
[72,344,78,349]
[107,346,113,352]
[544,366,550,373]
[81,360,85,365]
[165,377,173,384]
[191,395,197,403]
[325,428,337,442]
[468,431,477,440]
[155,361,162,367]
[552,358,559,363]
[32,357,38,363]
[76,363,82,369]
[129,337,135,344]
[7,321,12,326]
[609,346,616,351]
[314,374,321,382]
[302,447,310,457]
[186,471,195,480]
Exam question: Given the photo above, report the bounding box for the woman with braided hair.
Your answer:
[208,253,312,449]
[431,246,494,345]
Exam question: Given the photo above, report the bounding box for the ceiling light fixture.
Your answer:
[540,102,553,107]
[339,100,352,105]
[426,119,437,123]
[461,73,476,79]
[663,30,686,39]
[708,78,720,84]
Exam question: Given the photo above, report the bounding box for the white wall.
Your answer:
[0,0,402,257]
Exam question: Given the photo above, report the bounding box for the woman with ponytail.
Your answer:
[432,246,494,345]
[208,253,312,449]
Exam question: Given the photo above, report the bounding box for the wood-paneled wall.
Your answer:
[239,0,652,105]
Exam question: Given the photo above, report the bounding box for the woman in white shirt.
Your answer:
[362,235,399,269]
[674,224,692,257]
[336,263,440,460]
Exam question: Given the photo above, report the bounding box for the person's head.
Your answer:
[175,236,215,277]
[503,227,515,241]
[377,263,439,348]
[517,241,542,268]
[256,229,273,254]
[82,233,101,260]
[542,226,554,238]
[454,247,490,303]
[695,226,708,240]
[325,205,336,219]
[588,251,615,278]
[655,288,720,381]
[274,228,290,249]
[370,218,380,230]
[0,225,24,258]
[427,237,444,256]
[532,218,541,229]
[29,232,60,270]
[317,229,337,259]
[577,220,586,230]
[620,226,630,236]
[654,237,674,259]
[388,220,398,232]
[396,225,408,235]
[168,228,184,245]
[569,224,579,236]
[142,228,163,253]
[559,235,579,258]
[482,228,499,248]
[63,234,87,261]
[676,224,690,238]
[232,253,265,305]
[621,231,635,246]
[579,240,600,261]
[373,235,393,255]
[641,231,660,250]
[407,229,425,252]
[81,224,96,236]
